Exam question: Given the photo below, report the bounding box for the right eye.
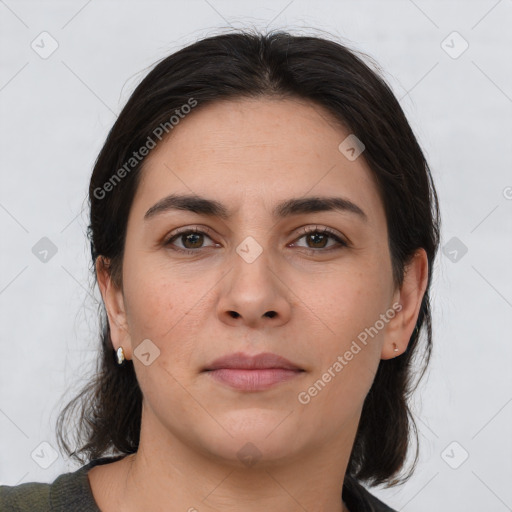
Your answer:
[164,227,218,254]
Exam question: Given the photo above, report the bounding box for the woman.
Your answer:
[1,30,440,511]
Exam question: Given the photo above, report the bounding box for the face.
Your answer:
[100,97,422,466]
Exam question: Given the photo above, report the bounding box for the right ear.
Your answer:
[95,256,132,360]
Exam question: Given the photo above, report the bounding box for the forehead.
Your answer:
[132,97,385,228]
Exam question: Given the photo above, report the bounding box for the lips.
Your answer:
[202,352,305,391]
[202,351,303,372]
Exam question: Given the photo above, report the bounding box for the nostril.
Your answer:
[228,311,240,318]
[264,311,277,318]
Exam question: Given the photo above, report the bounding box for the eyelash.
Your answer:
[163,226,348,256]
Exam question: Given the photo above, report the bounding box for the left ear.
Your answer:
[381,248,429,359]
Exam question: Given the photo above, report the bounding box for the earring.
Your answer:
[393,343,399,353]
[116,346,125,365]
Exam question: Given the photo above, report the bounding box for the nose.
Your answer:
[217,246,292,329]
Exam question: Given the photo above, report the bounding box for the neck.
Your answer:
[115,407,358,512]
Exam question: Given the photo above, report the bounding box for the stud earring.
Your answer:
[393,343,399,353]
[116,346,125,365]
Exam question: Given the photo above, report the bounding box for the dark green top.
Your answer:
[0,455,397,511]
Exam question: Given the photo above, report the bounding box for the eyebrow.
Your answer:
[144,193,367,222]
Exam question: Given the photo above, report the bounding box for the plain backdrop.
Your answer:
[1,1,511,510]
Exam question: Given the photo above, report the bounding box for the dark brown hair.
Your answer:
[56,29,440,488]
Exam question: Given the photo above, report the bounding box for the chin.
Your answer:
[197,410,303,467]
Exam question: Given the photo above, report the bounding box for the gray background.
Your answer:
[1,1,511,510]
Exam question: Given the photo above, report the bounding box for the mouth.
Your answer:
[202,352,305,391]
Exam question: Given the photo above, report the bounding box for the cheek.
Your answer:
[298,273,387,422]
[294,330,380,446]
[124,275,174,337]
[323,266,390,333]
[122,258,208,374]
[308,262,392,392]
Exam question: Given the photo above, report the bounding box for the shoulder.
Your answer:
[343,475,398,512]
[0,455,126,512]
[0,481,51,511]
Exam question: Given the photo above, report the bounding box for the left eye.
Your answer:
[291,227,347,251]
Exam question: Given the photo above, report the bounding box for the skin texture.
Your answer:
[89,97,428,512]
